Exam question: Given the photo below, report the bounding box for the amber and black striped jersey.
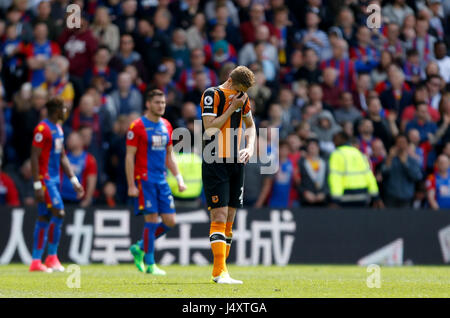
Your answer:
[200,86,252,159]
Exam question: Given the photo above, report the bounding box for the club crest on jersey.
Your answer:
[127,131,134,140]
[212,195,219,203]
[34,132,43,143]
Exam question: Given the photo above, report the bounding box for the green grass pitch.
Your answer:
[0,264,449,298]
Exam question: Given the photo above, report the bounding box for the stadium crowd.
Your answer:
[0,0,450,210]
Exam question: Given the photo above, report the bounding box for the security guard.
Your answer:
[167,151,203,207]
[328,132,383,207]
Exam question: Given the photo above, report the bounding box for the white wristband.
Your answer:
[33,181,42,190]
[70,176,80,186]
[175,174,184,185]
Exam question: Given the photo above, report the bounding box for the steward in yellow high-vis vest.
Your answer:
[167,152,203,199]
[328,132,380,207]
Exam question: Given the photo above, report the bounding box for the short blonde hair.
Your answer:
[229,66,255,90]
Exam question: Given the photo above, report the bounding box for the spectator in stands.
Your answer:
[321,67,341,109]
[6,159,34,206]
[405,102,438,143]
[350,26,380,74]
[298,138,329,206]
[296,47,321,84]
[247,69,272,119]
[308,83,331,114]
[0,147,20,207]
[110,34,148,84]
[381,134,423,208]
[371,50,393,88]
[240,3,276,44]
[370,138,387,184]
[434,41,450,84]
[39,59,74,110]
[178,48,218,94]
[272,5,295,66]
[334,91,362,126]
[1,23,28,100]
[426,74,443,110]
[106,72,142,122]
[430,92,450,145]
[357,119,376,156]
[208,3,242,50]
[61,131,97,207]
[58,14,98,79]
[407,128,427,171]
[115,0,139,34]
[84,46,117,93]
[186,12,207,50]
[366,96,398,149]
[401,84,440,131]
[295,10,329,60]
[91,6,120,53]
[409,15,436,64]
[32,1,60,41]
[382,22,404,60]
[11,86,47,165]
[320,39,357,92]
[134,18,170,78]
[382,0,414,26]
[105,115,134,204]
[253,41,277,82]
[352,73,371,112]
[170,28,190,80]
[5,4,33,43]
[403,49,422,86]
[183,70,208,106]
[310,110,342,156]
[239,24,278,70]
[379,65,413,115]
[427,154,450,210]
[204,0,240,28]
[153,7,174,39]
[335,7,357,47]
[204,24,237,72]
[24,22,61,88]
[255,140,294,208]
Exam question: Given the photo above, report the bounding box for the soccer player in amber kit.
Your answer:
[29,98,84,272]
[126,89,186,275]
[201,66,256,284]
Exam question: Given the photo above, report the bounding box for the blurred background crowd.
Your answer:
[0,0,450,210]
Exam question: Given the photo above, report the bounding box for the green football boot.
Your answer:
[146,264,166,276]
[129,243,145,272]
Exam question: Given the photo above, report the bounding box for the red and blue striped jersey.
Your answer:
[126,116,173,183]
[23,40,61,87]
[32,119,64,181]
[320,58,357,92]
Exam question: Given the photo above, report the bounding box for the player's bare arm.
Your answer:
[125,145,139,197]
[202,93,248,135]
[31,145,45,203]
[165,144,187,193]
[239,114,256,164]
[60,151,85,199]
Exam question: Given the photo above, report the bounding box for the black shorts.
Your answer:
[202,161,244,210]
